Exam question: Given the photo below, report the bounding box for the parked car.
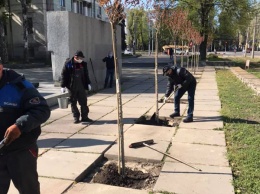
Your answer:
[242,48,252,53]
[174,48,185,55]
[124,49,133,55]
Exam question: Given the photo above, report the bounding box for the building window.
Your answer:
[60,0,65,7]
[46,0,54,11]
[76,1,84,14]
[97,6,101,18]
[28,18,33,34]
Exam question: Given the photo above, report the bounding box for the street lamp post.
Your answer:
[148,20,151,55]
[251,14,257,59]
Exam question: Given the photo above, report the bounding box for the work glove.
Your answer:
[88,84,92,91]
[163,96,168,103]
[61,87,66,93]
[177,84,182,89]
[4,124,21,146]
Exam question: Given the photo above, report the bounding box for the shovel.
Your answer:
[0,138,6,150]
[150,91,175,121]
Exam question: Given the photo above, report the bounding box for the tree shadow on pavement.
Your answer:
[37,138,115,149]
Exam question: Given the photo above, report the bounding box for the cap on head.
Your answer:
[163,65,171,76]
[74,50,85,58]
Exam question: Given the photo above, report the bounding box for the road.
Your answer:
[209,51,260,58]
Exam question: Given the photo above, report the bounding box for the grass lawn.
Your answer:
[216,70,260,194]
[247,68,260,79]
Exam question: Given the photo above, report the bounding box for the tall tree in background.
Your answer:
[120,19,127,51]
[177,0,253,60]
[126,8,149,50]
[165,8,186,65]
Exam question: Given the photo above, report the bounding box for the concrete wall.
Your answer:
[47,11,122,91]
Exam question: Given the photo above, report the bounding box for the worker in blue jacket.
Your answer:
[0,59,50,193]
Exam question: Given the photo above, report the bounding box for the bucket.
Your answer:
[57,97,69,109]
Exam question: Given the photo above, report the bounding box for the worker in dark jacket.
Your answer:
[163,65,196,122]
[102,51,115,88]
[60,50,93,123]
[0,59,50,194]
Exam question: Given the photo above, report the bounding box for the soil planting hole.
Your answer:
[84,160,162,190]
[136,115,180,127]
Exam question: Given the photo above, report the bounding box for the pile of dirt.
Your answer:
[90,161,162,190]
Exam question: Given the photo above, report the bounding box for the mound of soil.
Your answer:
[91,161,162,190]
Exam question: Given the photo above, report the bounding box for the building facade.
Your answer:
[5,0,108,61]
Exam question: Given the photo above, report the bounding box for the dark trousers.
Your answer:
[104,69,114,88]
[174,83,196,118]
[0,145,40,194]
[70,89,89,119]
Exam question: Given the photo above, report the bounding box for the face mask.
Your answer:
[75,58,83,63]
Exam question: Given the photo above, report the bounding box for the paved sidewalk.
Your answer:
[8,64,235,194]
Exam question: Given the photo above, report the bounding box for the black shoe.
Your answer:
[81,117,93,122]
[74,118,80,124]
[183,117,193,123]
[169,112,180,118]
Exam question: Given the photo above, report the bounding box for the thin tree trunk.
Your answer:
[155,31,159,123]
[111,23,125,177]
[174,40,177,66]
[181,40,183,67]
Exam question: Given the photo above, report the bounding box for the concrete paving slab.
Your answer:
[41,115,86,133]
[124,124,175,142]
[37,150,102,181]
[53,133,116,154]
[131,97,155,103]
[105,140,169,162]
[194,104,221,111]
[94,98,119,107]
[146,103,187,118]
[167,142,229,166]
[8,177,73,194]
[123,100,155,108]
[80,123,118,136]
[65,182,148,194]
[105,124,175,162]
[45,108,72,122]
[193,110,221,117]
[196,84,218,90]
[173,128,226,146]
[88,105,116,115]
[122,107,149,116]
[195,95,220,100]
[154,162,234,194]
[195,99,221,106]
[179,115,223,130]
[38,132,72,154]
